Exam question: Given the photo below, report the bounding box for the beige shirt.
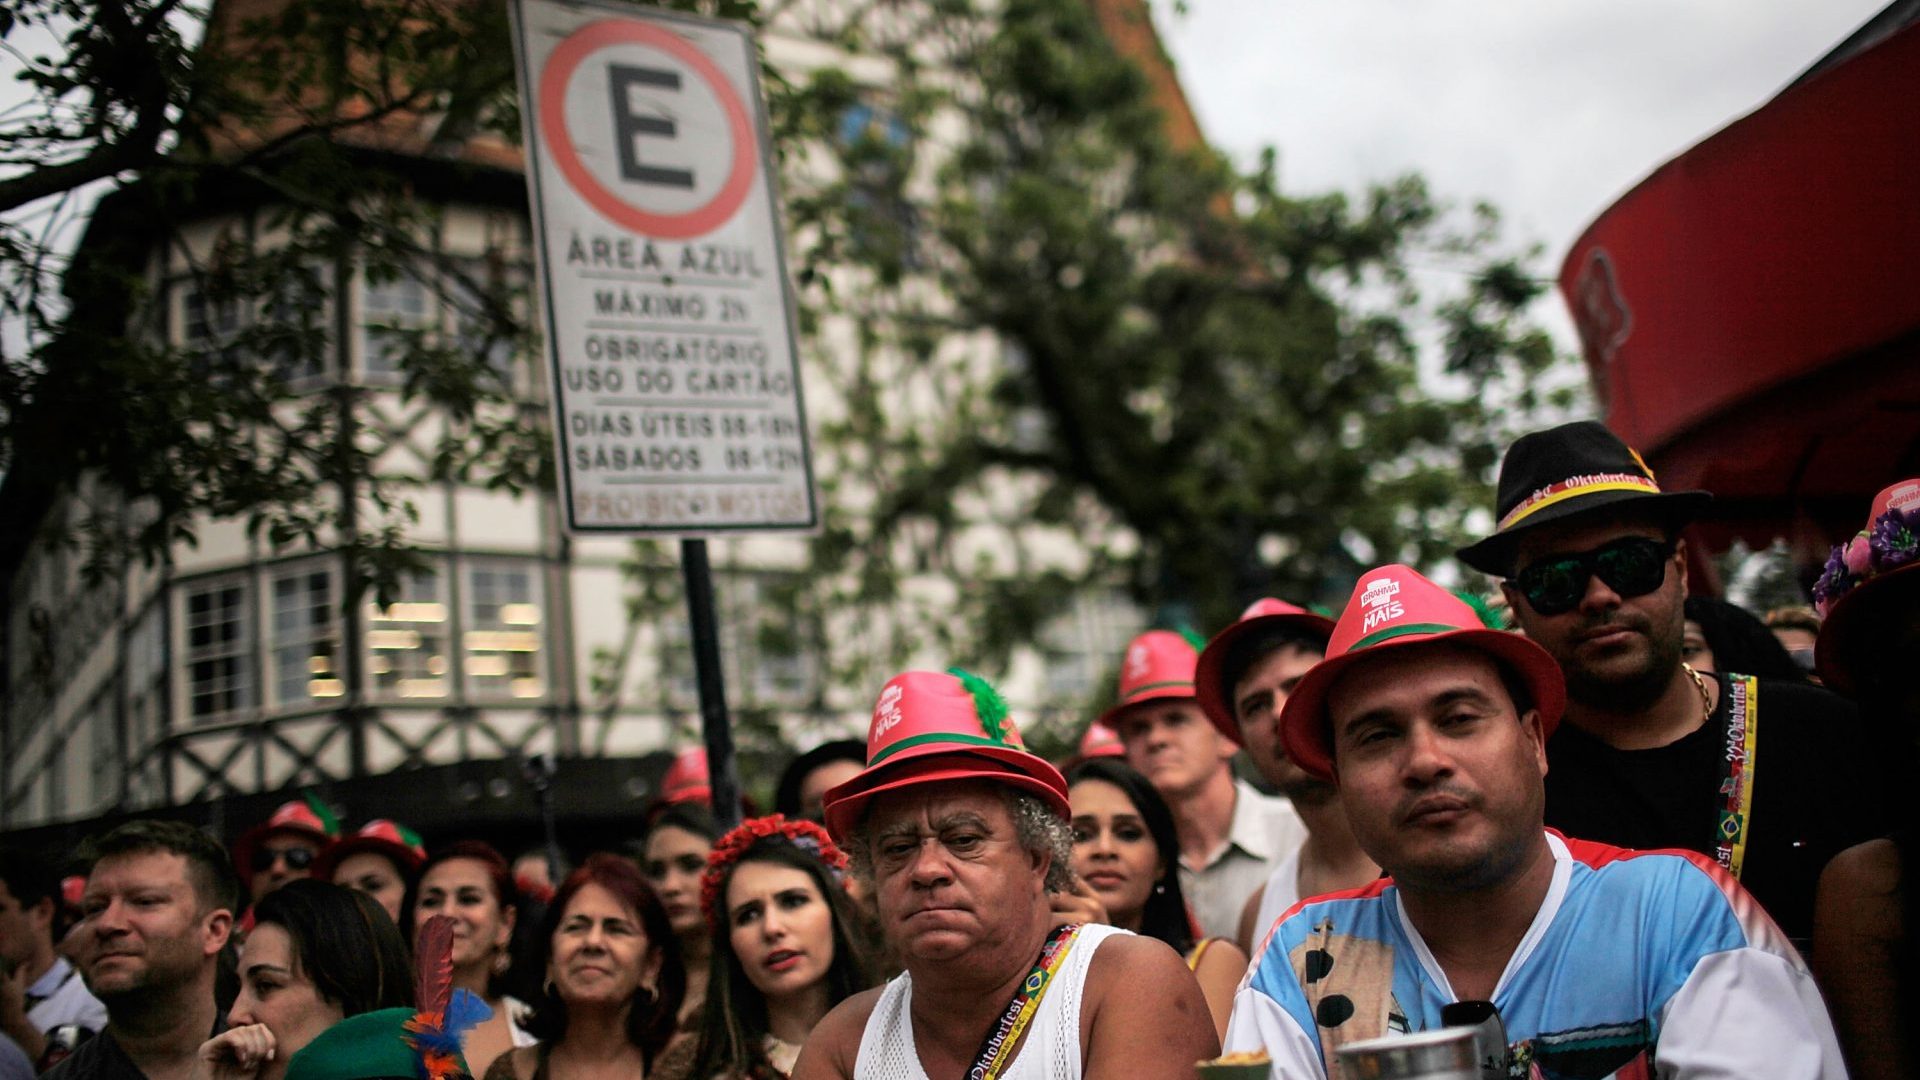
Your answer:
[1179,779,1307,940]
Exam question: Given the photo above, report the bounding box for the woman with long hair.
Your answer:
[681,816,871,1079]
[485,854,686,1080]
[409,841,527,1077]
[1063,758,1248,1040]
[642,804,720,1029]
[192,880,413,1079]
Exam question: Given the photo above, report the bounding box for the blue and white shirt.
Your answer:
[1223,831,1845,1078]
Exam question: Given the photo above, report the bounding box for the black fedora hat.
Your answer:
[1457,420,1711,576]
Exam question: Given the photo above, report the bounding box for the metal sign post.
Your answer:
[512,0,816,829]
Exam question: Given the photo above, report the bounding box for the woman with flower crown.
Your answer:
[667,815,874,1079]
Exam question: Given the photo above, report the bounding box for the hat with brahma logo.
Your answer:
[1278,564,1566,781]
[1195,598,1337,745]
[1456,420,1711,577]
[1812,478,1920,694]
[1096,629,1206,729]
[822,669,1069,844]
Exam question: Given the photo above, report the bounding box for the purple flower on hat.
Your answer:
[1812,542,1860,617]
[1869,506,1919,572]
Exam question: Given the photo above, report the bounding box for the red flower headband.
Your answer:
[699,814,850,926]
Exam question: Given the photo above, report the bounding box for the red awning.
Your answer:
[1559,15,1920,564]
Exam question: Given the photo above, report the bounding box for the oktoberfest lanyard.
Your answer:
[1713,673,1761,880]
[966,923,1081,1080]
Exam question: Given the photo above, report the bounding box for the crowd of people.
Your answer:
[3,419,1915,1078]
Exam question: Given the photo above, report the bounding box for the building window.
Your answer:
[361,267,433,382]
[178,265,333,388]
[184,579,253,723]
[446,259,519,390]
[271,565,343,707]
[366,568,450,699]
[463,561,545,699]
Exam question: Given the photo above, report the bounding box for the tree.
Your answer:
[2,0,1575,751]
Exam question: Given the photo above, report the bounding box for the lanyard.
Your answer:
[966,923,1080,1080]
[1712,674,1760,880]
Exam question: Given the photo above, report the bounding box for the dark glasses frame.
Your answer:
[1513,537,1677,616]
[251,845,317,873]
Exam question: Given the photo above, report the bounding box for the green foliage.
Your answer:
[4,0,1576,741]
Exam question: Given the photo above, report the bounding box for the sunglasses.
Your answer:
[1513,537,1675,616]
[251,846,317,874]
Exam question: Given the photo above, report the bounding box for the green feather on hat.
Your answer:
[947,667,1012,743]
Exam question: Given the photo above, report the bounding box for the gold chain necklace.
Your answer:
[1681,663,1712,724]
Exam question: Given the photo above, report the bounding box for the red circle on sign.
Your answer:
[538,20,757,239]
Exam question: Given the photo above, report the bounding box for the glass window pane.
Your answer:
[463,561,545,700]
[366,568,450,699]
[271,567,341,707]
[184,581,252,723]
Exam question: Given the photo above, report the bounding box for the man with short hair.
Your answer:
[0,848,107,1067]
[1105,630,1306,939]
[1456,420,1896,945]
[45,820,238,1080]
[1193,602,1380,955]
[794,670,1219,1079]
[1224,565,1845,1077]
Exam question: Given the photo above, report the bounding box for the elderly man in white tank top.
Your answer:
[794,670,1219,1080]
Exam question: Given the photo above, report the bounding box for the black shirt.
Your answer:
[1543,672,1900,946]
[42,1014,226,1080]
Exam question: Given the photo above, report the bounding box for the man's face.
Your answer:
[865,780,1046,965]
[798,759,865,824]
[0,880,48,969]
[1233,643,1334,807]
[249,832,322,902]
[1115,699,1235,800]
[79,851,230,1002]
[1328,644,1547,893]
[1504,515,1686,711]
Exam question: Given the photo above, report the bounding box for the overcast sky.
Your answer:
[1147,0,1890,345]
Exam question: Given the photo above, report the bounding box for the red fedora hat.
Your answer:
[311,819,428,882]
[1096,629,1204,728]
[1194,598,1337,745]
[1279,565,1566,780]
[1813,478,1920,694]
[822,670,1068,844]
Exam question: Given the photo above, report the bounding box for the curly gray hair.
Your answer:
[846,786,1074,894]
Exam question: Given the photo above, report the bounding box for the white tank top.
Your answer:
[1250,845,1304,952]
[853,923,1129,1080]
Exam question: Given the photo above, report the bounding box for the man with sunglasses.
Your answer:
[228,800,337,907]
[1457,420,1892,945]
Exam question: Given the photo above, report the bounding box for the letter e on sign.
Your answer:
[537,19,757,239]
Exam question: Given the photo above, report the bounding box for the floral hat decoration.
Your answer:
[1812,478,1920,693]
[700,814,849,926]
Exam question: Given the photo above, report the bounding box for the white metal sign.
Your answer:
[511,0,816,533]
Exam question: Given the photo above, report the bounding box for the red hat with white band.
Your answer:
[1456,420,1710,577]
[822,669,1068,844]
[1096,629,1205,728]
[1279,564,1566,781]
[1195,598,1337,745]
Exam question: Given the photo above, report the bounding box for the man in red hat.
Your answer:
[1104,630,1305,940]
[230,799,337,906]
[1194,601,1379,955]
[795,670,1219,1079]
[1456,419,1894,945]
[1224,565,1844,1078]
